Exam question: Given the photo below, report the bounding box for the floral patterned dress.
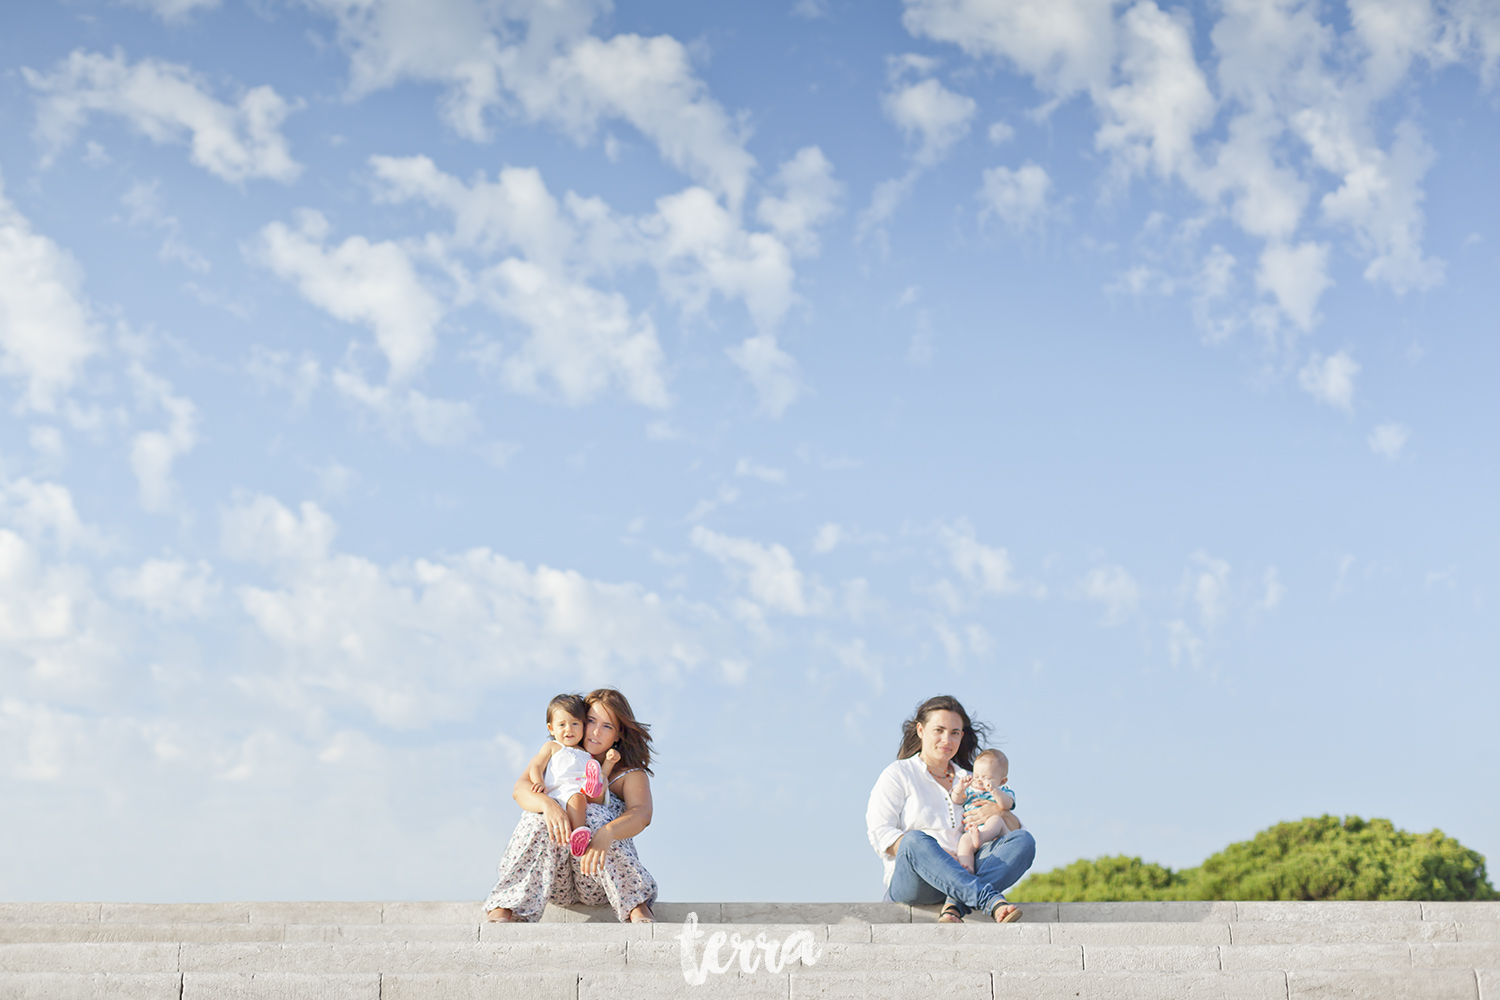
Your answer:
[483,770,658,922]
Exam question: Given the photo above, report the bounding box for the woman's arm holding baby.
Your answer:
[513,770,570,845]
[578,769,653,875]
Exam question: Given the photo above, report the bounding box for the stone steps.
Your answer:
[0,902,1496,999]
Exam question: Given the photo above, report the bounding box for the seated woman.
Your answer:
[484,688,658,923]
[865,695,1035,923]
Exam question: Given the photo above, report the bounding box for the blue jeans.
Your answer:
[888,828,1036,917]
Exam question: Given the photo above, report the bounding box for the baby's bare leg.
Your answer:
[565,793,587,833]
[973,815,1009,850]
[957,828,979,874]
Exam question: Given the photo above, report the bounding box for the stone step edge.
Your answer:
[3,901,1497,924]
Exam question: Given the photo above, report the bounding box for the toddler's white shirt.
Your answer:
[543,742,593,808]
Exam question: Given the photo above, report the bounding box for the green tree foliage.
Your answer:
[1008,816,1498,902]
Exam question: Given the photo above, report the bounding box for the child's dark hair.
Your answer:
[546,693,587,725]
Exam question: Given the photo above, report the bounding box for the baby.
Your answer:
[524,693,620,857]
[949,748,1020,874]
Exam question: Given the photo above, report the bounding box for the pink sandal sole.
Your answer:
[582,759,603,798]
[569,827,591,857]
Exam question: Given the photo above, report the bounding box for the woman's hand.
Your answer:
[963,798,1002,830]
[579,826,615,875]
[540,798,570,845]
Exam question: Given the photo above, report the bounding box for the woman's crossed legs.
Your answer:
[888,829,1035,921]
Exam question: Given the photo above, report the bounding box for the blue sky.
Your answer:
[1,0,1497,904]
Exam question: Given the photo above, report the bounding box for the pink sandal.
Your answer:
[569,827,592,857]
[582,759,603,798]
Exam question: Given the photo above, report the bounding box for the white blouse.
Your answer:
[865,755,970,895]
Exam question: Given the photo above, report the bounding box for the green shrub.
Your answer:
[1008,816,1498,902]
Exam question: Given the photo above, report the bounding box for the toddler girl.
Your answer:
[524,693,620,856]
[949,748,1020,873]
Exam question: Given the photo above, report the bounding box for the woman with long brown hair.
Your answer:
[865,695,1035,922]
[484,688,658,923]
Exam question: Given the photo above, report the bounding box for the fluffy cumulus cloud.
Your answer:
[222,494,704,729]
[0,181,101,414]
[1186,550,1230,631]
[0,479,105,554]
[25,50,299,183]
[902,0,1116,98]
[939,521,1045,598]
[1079,564,1140,625]
[253,210,444,385]
[122,0,220,20]
[690,526,823,617]
[756,147,843,257]
[369,153,814,415]
[305,0,754,204]
[127,363,199,513]
[978,164,1052,230]
[902,0,1478,340]
[1298,349,1360,413]
[1368,421,1412,460]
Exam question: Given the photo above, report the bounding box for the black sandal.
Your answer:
[938,903,964,923]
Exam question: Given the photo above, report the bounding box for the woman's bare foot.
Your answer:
[485,907,517,923]
[628,902,654,923]
[991,901,1022,923]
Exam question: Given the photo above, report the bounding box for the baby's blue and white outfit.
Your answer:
[962,784,1017,815]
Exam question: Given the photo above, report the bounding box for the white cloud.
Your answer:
[0,530,119,700]
[1261,567,1285,610]
[121,0,219,20]
[939,521,1044,598]
[822,636,884,694]
[0,478,106,554]
[1368,421,1411,460]
[372,154,802,414]
[253,211,444,384]
[0,180,101,414]
[908,0,1475,334]
[902,0,1117,98]
[1256,241,1331,332]
[755,147,843,256]
[221,494,337,567]
[110,558,219,620]
[307,0,755,204]
[812,523,843,554]
[690,526,820,616]
[127,364,199,514]
[1186,550,1230,630]
[479,259,669,409]
[26,50,299,183]
[221,494,703,729]
[1080,564,1139,625]
[727,334,803,418]
[883,74,977,167]
[978,163,1052,230]
[1095,1,1216,182]
[1166,618,1203,667]
[735,458,786,485]
[1298,350,1359,413]
[988,121,1016,144]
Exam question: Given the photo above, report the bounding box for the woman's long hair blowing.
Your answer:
[896,695,990,771]
[586,688,654,776]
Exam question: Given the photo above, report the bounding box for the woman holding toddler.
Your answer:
[484,687,658,923]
